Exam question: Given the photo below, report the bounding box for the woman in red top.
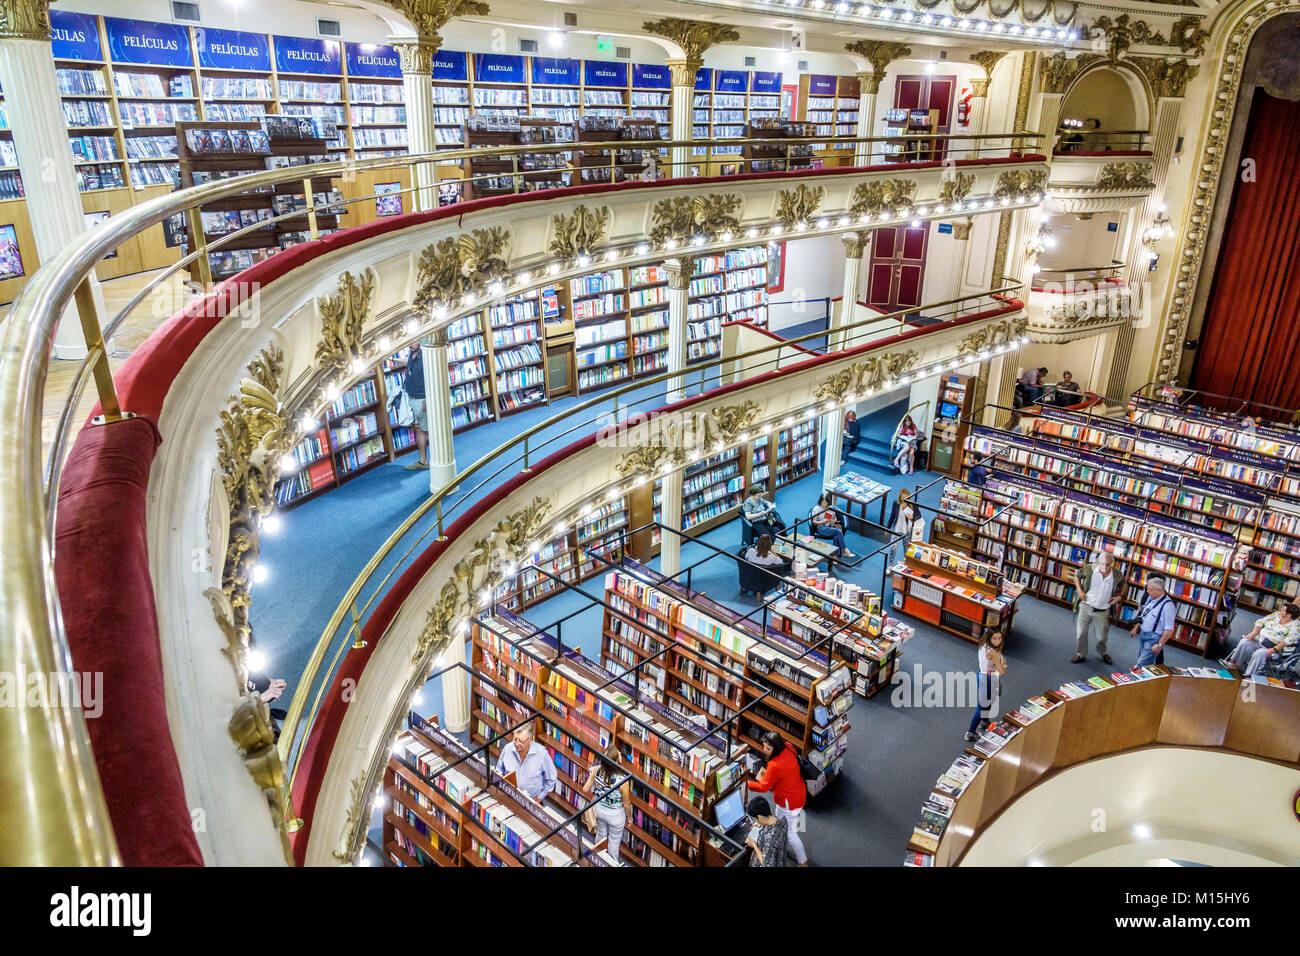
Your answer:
[746,731,808,866]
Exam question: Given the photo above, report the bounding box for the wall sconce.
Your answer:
[1142,207,1174,269]
[1024,224,1055,274]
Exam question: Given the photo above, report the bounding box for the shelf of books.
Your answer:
[891,541,1024,643]
[742,119,817,173]
[472,606,751,866]
[489,499,628,611]
[776,418,819,486]
[881,107,939,163]
[488,291,547,415]
[689,69,785,171]
[388,713,582,866]
[603,560,852,790]
[574,116,658,185]
[572,268,630,393]
[445,311,493,432]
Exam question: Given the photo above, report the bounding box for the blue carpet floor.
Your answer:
[256,379,1235,867]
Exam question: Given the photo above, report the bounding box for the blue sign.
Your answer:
[808,74,837,96]
[1107,221,1118,232]
[105,17,192,66]
[937,222,954,235]
[345,42,400,78]
[694,67,711,90]
[272,35,342,75]
[751,71,782,93]
[194,27,270,72]
[632,63,671,89]
[431,49,468,81]
[474,53,525,84]
[583,60,627,88]
[531,56,579,86]
[714,69,748,92]
[50,10,102,62]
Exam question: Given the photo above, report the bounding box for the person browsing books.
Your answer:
[403,345,431,471]
[842,410,861,458]
[887,488,916,568]
[1132,577,1177,667]
[743,796,790,867]
[1222,602,1300,676]
[747,730,808,866]
[742,489,785,540]
[583,743,631,861]
[495,723,557,801]
[1071,551,1123,665]
[965,629,1006,741]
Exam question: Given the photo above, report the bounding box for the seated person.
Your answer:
[1016,367,1049,406]
[744,534,790,570]
[810,493,854,558]
[893,415,922,475]
[1050,370,1082,406]
[1222,602,1300,677]
[842,410,861,458]
[967,462,990,487]
[742,489,784,539]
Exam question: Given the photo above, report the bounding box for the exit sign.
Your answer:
[595,35,614,51]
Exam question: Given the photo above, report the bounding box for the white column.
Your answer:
[822,407,844,482]
[831,233,867,351]
[667,59,697,178]
[440,630,470,734]
[854,71,884,166]
[659,468,683,577]
[393,40,438,212]
[964,78,990,159]
[0,34,106,359]
[421,329,457,492]
[665,257,692,403]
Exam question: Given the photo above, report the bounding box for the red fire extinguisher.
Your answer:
[957,87,973,128]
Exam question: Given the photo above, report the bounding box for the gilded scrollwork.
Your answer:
[957,317,1029,354]
[848,179,917,219]
[414,227,510,310]
[775,184,825,229]
[812,351,919,404]
[614,401,763,480]
[0,0,52,40]
[993,169,1047,200]
[333,774,370,862]
[548,204,611,263]
[938,172,976,207]
[642,18,739,70]
[378,0,489,50]
[648,194,743,246]
[1086,15,1167,63]
[315,269,375,374]
[1096,162,1155,191]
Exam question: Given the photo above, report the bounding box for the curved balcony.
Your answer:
[1,129,1044,865]
[1026,261,1135,343]
[1046,137,1156,217]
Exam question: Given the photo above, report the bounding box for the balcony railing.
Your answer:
[1031,261,1126,292]
[1052,129,1151,155]
[0,128,1042,864]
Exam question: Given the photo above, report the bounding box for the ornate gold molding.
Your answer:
[664,59,697,89]
[414,227,510,310]
[411,496,553,665]
[614,401,763,479]
[971,77,991,98]
[950,218,974,241]
[0,0,51,40]
[1128,55,1199,99]
[812,352,919,404]
[1168,14,1208,56]
[664,257,694,291]
[1039,51,1084,94]
[391,39,437,76]
[333,774,369,863]
[841,232,868,260]
[969,51,1007,81]
[993,168,1046,200]
[379,0,488,50]
[1096,162,1155,191]
[1086,15,1168,64]
[548,204,611,263]
[938,171,975,207]
[957,316,1028,354]
[845,39,912,76]
[648,194,742,246]
[775,184,824,229]
[848,179,916,219]
[643,18,738,73]
[315,270,375,374]
[856,70,887,97]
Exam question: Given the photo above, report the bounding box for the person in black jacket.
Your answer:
[841,410,861,458]
[404,346,430,470]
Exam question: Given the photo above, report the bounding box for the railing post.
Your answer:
[186,204,212,290]
[436,498,447,542]
[522,434,531,474]
[512,153,520,195]
[304,177,319,240]
[350,600,367,650]
[73,277,122,422]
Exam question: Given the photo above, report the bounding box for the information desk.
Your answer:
[823,471,892,533]
[906,667,1300,867]
[890,542,1022,643]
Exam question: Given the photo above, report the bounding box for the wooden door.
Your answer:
[866,224,929,313]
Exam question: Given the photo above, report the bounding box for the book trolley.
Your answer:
[904,664,1300,866]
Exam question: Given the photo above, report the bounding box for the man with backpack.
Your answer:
[747,730,810,866]
[1071,551,1123,664]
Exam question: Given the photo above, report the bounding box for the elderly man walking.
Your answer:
[1132,576,1177,667]
[1071,551,1123,664]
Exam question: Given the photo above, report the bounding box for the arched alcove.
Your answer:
[1060,65,1151,142]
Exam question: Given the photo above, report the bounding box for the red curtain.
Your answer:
[1191,91,1300,409]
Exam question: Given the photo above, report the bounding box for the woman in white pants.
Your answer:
[584,744,631,861]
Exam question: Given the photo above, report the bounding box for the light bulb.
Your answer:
[248,649,266,672]
[262,514,282,534]
[251,564,269,584]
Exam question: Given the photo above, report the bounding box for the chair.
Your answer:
[737,547,789,598]
[1259,648,1300,681]
[740,513,758,548]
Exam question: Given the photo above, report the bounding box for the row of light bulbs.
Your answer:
[760,0,1081,43]
[279,191,1045,472]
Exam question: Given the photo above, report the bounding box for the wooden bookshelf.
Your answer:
[891,541,1024,643]
[797,74,858,165]
[574,116,658,186]
[490,499,628,611]
[741,119,816,174]
[881,107,939,163]
[930,373,976,477]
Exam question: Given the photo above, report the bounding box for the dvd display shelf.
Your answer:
[953,453,1250,652]
[741,119,817,173]
[472,606,751,867]
[461,115,571,200]
[574,116,658,185]
[602,560,852,782]
[881,108,940,163]
[388,714,585,867]
[796,74,860,160]
[688,69,785,165]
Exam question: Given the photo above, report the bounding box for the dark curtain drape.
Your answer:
[1191,90,1300,409]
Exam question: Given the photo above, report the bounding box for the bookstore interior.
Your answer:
[2,0,1300,903]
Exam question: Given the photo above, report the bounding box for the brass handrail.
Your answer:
[277,280,1029,782]
[1,127,1041,864]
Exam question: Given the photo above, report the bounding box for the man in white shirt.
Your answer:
[494,724,557,802]
[1071,551,1122,664]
